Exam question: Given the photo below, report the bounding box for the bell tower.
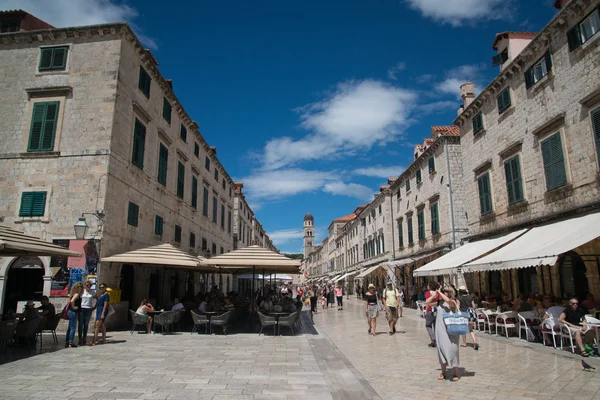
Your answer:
[303,212,315,258]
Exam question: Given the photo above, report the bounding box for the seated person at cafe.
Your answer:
[171,298,185,312]
[582,293,598,312]
[198,295,208,313]
[259,297,273,312]
[19,301,40,324]
[513,294,533,312]
[136,299,155,333]
[37,296,56,329]
[559,297,595,357]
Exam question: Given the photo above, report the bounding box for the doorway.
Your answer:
[559,251,588,301]
[3,257,44,314]
[119,264,134,307]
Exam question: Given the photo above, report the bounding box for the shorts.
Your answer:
[386,306,399,321]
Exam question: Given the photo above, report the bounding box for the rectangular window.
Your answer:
[525,52,552,89]
[176,161,185,199]
[568,8,600,51]
[228,210,232,233]
[189,232,196,249]
[406,178,411,193]
[39,46,68,71]
[397,220,403,248]
[157,144,168,186]
[202,186,209,216]
[428,156,435,173]
[212,196,218,223]
[205,156,211,171]
[131,119,146,169]
[221,204,225,228]
[212,243,217,256]
[201,238,207,251]
[430,202,439,235]
[179,124,187,142]
[174,225,181,243]
[378,204,382,215]
[191,176,198,209]
[477,172,493,215]
[162,98,172,124]
[416,169,422,184]
[592,107,600,165]
[541,133,567,191]
[154,215,163,236]
[497,87,512,114]
[220,247,224,255]
[138,67,151,98]
[27,101,59,152]
[127,202,139,227]
[214,169,219,182]
[417,209,425,241]
[504,156,524,205]
[229,187,232,197]
[222,179,226,190]
[194,143,199,157]
[472,112,484,134]
[19,191,46,217]
[407,217,414,245]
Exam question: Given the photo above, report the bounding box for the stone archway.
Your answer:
[2,256,45,314]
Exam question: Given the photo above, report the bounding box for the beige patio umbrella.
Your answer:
[102,243,217,271]
[0,225,82,257]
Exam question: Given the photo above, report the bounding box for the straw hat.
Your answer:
[25,300,35,307]
[368,283,375,289]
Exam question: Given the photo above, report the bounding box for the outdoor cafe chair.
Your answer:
[257,311,277,336]
[517,311,540,341]
[172,311,183,332]
[540,317,561,348]
[495,311,518,338]
[277,312,297,336]
[129,310,149,334]
[154,311,175,335]
[35,316,47,350]
[14,318,43,350]
[190,310,209,334]
[482,310,497,335]
[43,314,62,343]
[475,309,487,332]
[0,320,17,352]
[210,310,232,335]
[559,321,578,353]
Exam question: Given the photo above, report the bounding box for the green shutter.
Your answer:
[175,225,181,242]
[406,179,411,192]
[19,192,34,217]
[221,204,225,228]
[52,47,67,69]
[498,88,511,114]
[163,98,172,124]
[157,144,168,186]
[212,196,217,222]
[544,51,553,72]
[203,187,209,216]
[39,48,53,70]
[542,133,567,190]
[567,24,581,51]
[19,191,47,217]
[398,221,403,247]
[524,67,534,89]
[416,169,422,184]
[473,112,484,134]
[592,108,600,165]
[177,162,185,198]
[418,210,425,240]
[39,47,68,71]
[505,156,524,205]
[430,203,439,235]
[189,232,196,248]
[138,67,151,98]
[191,176,198,209]
[155,215,163,236]
[407,218,413,244]
[478,173,493,215]
[28,102,59,152]
[428,157,435,173]
[127,202,139,227]
[132,119,146,169]
[180,124,187,142]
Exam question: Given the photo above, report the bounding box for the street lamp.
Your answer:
[73,211,105,240]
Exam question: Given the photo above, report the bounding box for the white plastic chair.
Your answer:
[546,306,564,319]
[559,322,578,353]
[584,315,600,348]
[475,309,487,332]
[518,311,540,341]
[416,301,426,318]
[496,311,518,337]
[540,317,561,348]
[483,310,497,335]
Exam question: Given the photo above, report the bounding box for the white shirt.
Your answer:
[198,301,207,312]
[136,306,148,316]
[81,289,96,309]
[172,303,185,312]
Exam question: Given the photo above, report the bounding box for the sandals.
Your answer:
[438,374,445,381]
[451,376,460,382]
[582,351,590,357]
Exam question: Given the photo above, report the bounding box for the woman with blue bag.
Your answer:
[425,285,466,381]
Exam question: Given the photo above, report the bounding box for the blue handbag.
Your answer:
[443,311,470,335]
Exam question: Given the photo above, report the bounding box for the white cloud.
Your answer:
[435,64,486,99]
[12,0,158,49]
[322,182,375,201]
[240,169,334,200]
[262,80,416,170]
[353,165,405,178]
[268,229,305,245]
[404,0,510,26]
[387,62,407,81]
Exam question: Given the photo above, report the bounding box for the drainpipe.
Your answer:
[444,139,457,250]
[388,191,399,284]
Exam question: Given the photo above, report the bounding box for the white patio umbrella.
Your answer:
[0,225,82,257]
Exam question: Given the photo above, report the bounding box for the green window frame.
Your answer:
[525,52,552,89]
[194,143,199,157]
[567,7,600,51]
[416,169,422,184]
[28,102,59,152]
[504,156,524,205]
[127,202,139,227]
[406,178,411,193]
[39,46,68,71]
[202,187,209,216]
[428,157,435,173]
[154,215,163,236]
[407,217,414,245]
[179,123,187,142]
[157,144,168,186]
[430,202,440,235]
[189,232,196,248]
[131,119,146,169]
[221,204,225,228]
[176,161,185,199]
[212,196,218,223]
[591,107,600,166]
[214,169,219,182]
[174,225,181,243]
[227,210,232,233]
[473,112,484,134]
[138,67,151,98]
[397,220,403,248]
[477,172,493,215]
[417,209,425,241]
[162,98,172,124]
[19,191,47,217]
[205,156,211,171]
[497,87,512,114]
[191,176,198,209]
[541,133,567,191]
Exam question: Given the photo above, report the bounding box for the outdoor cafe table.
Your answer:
[200,311,225,334]
[587,322,600,355]
[147,310,164,332]
[268,312,291,335]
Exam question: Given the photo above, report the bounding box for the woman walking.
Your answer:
[457,285,479,350]
[309,285,318,314]
[335,284,343,310]
[426,286,461,381]
[91,283,109,346]
[78,280,95,345]
[364,283,379,336]
[66,282,83,348]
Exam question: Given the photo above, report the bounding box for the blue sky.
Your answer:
[13,0,557,253]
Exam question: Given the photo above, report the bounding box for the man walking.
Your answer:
[382,280,400,335]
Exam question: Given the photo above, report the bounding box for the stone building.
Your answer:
[0,11,272,314]
[442,0,600,301]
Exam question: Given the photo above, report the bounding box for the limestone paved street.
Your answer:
[0,297,599,400]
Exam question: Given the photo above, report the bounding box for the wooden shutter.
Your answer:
[155,215,163,236]
[19,192,34,216]
[31,192,47,216]
[592,108,600,164]
[180,124,187,142]
[398,222,403,247]
[567,24,581,51]
[177,162,185,198]
[127,202,139,226]
[39,48,53,70]
[544,51,553,72]
[132,120,145,169]
[478,175,486,214]
[28,103,46,151]
[158,144,168,185]
[407,218,413,244]
[524,67,534,89]
[191,176,198,209]
[203,187,209,216]
[542,134,566,190]
[163,98,171,124]
[42,102,58,150]
[504,160,515,204]
[52,47,67,69]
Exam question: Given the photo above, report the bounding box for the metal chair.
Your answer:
[257,312,277,336]
[154,311,175,335]
[172,311,183,332]
[35,317,47,350]
[190,310,209,334]
[277,312,297,336]
[43,314,62,343]
[129,310,149,334]
[0,320,18,352]
[209,311,232,335]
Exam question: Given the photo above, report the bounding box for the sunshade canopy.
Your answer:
[413,229,527,277]
[102,243,216,271]
[463,212,600,272]
[0,225,82,257]
[389,249,443,267]
[200,245,300,274]
[356,263,386,279]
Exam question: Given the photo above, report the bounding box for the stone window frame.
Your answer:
[14,186,54,224]
[538,129,569,192]
[36,43,72,76]
[22,94,69,155]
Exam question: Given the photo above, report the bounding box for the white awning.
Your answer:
[463,212,600,273]
[328,274,343,283]
[413,229,527,277]
[334,270,359,282]
[356,263,387,279]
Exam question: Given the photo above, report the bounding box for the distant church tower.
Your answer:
[303,212,315,258]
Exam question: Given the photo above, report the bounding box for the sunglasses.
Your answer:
[570,302,578,305]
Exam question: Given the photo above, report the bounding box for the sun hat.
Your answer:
[458,285,468,292]
[25,300,35,307]
[386,280,393,285]
[368,283,375,289]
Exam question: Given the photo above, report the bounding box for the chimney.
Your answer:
[460,82,475,109]
[553,0,572,9]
